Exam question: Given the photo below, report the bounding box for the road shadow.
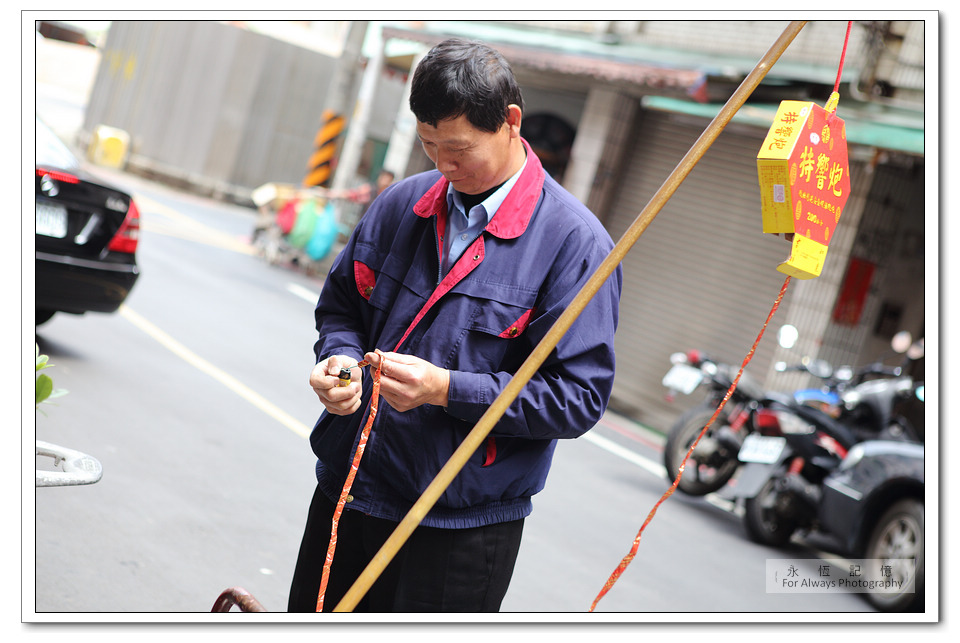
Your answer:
[35,331,87,360]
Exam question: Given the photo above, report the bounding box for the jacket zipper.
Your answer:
[434,215,443,286]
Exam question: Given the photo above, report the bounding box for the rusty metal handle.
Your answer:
[333,20,809,612]
[211,587,267,612]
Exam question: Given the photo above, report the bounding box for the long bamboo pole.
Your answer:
[333,20,808,612]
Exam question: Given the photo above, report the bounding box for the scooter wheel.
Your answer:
[743,476,797,546]
[663,403,739,496]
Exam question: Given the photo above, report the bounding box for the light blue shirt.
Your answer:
[442,158,527,277]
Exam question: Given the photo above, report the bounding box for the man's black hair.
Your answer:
[409,38,524,133]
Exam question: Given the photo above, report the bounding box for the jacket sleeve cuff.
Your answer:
[444,369,488,422]
[316,347,366,365]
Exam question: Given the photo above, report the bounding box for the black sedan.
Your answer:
[35,117,141,325]
[818,439,925,612]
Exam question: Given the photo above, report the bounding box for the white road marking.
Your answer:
[582,429,738,515]
[582,431,666,478]
[286,283,320,304]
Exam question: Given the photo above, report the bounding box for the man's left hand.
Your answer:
[364,350,450,412]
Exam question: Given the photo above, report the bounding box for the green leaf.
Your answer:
[36,373,53,406]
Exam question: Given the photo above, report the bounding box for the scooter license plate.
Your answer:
[738,434,787,464]
[662,364,702,395]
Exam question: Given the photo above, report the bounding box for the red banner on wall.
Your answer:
[832,257,876,325]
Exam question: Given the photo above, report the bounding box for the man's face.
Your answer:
[416,109,520,195]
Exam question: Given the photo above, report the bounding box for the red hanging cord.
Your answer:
[589,275,791,612]
[316,356,383,612]
[834,21,853,95]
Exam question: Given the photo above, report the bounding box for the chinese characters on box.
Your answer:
[757,99,851,279]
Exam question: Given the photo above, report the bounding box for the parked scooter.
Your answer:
[775,328,923,442]
[662,327,922,496]
[661,350,773,495]
[733,331,924,546]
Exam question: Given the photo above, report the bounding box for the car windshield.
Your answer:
[36,118,80,172]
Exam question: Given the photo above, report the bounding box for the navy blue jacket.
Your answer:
[310,141,622,528]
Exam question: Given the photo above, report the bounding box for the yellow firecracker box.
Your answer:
[757,99,850,279]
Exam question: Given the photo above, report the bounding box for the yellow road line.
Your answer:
[119,305,311,439]
[135,194,257,255]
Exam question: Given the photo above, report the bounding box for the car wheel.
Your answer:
[864,498,924,612]
[36,309,56,326]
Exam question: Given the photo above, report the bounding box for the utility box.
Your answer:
[87,124,130,169]
[757,99,851,279]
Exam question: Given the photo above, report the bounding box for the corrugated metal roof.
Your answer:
[642,96,924,155]
[381,25,708,98]
[379,20,852,85]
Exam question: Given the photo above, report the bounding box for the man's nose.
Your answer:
[435,150,458,173]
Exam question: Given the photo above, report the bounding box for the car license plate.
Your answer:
[37,202,68,238]
[738,434,787,464]
[661,363,703,395]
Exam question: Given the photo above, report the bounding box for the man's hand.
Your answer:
[363,350,450,412]
[309,355,363,415]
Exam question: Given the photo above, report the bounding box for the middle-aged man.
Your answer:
[288,37,622,612]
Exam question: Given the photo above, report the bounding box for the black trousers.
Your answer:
[287,485,524,612]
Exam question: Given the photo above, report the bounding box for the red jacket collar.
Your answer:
[413,138,545,240]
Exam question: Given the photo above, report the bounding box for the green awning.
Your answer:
[642,95,925,156]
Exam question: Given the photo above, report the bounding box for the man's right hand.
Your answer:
[309,355,363,415]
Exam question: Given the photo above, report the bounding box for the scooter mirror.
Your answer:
[891,330,913,354]
[834,365,854,382]
[907,338,925,360]
[807,359,833,379]
[777,324,798,349]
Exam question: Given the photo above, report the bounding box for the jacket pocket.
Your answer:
[353,257,404,315]
[354,260,376,300]
[482,436,497,467]
[497,307,535,338]
[466,296,536,338]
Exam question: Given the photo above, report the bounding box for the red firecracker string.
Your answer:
[834,21,853,95]
[589,275,791,612]
[316,356,383,612]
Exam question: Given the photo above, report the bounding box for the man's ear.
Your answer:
[506,104,522,137]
